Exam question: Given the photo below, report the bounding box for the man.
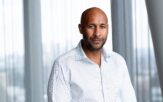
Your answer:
[47,7,137,102]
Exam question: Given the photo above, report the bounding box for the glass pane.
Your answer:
[0,0,25,102]
[132,0,163,102]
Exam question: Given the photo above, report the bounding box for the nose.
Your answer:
[94,27,100,37]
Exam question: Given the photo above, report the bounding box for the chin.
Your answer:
[89,46,103,51]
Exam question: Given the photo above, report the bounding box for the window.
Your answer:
[0,0,25,102]
[132,0,163,102]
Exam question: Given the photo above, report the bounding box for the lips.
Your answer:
[91,39,103,44]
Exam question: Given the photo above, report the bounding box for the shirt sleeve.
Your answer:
[120,59,137,102]
[47,61,71,102]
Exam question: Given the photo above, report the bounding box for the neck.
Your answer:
[81,42,102,66]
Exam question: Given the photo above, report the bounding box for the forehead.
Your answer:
[81,8,108,25]
[86,13,108,24]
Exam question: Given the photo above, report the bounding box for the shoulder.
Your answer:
[50,48,78,75]
[110,51,125,61]
[108,51,127,67]
[54,47,78,65]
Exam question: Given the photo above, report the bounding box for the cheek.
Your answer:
[86,29,94,35]
[83,34,91,40]
[102,30,108,37]
[84,30,94,37]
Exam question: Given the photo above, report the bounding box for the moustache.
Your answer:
[91,37,104,41]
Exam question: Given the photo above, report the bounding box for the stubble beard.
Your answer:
[82,36,107,51]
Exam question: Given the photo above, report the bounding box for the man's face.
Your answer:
[79,10,108,51]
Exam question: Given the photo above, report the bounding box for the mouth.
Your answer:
[91,39,103,44]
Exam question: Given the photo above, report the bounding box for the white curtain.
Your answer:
[133,1,162,101]
[146,0,163,97]
[112,0,163,102]
[0,0,25,102]
[1,0,162,102]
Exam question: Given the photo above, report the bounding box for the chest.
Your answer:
[69,60,124,101]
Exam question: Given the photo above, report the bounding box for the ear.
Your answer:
[78,24,83,34]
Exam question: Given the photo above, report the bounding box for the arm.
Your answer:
[47,61,71,102]
[120,60,137,102]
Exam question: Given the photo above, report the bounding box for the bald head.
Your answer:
[80,7,108,25]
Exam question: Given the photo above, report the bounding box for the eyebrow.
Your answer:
[87,23,108,25]
[100,24,108,26]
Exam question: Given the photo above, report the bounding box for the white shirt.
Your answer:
[47,41,137,102]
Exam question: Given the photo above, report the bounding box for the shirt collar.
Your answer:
[75,40,111,62]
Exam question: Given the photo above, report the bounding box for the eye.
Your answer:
[87,25,95,29]
[100,25,107,29]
